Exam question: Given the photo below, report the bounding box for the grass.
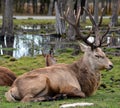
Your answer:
[13,19,55,25]
[0,19,55,26]
[0,48,120,108]
[0,17,120,26]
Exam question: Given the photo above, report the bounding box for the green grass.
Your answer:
[0,17,120,26]
[0,50,120,108]
[0,19,55,25]
[13,19,55,25]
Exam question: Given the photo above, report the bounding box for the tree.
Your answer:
[0,0,2,13]
[55,0,67,35]
[93,0,99,24]
[81,0,88,23]
[111,0,119,26]
[55,0,86,41]
[14,0,25,13]
[66,0,77,41]
[0,0,14,56]
[32,0,38,14]
[48,0,54,16]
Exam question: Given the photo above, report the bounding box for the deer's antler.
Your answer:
[83,8,110,47]
[61,7,110,49]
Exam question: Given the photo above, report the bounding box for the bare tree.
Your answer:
[55,0,86,41]
[66,0,77,41]
[81,0,88,23]
[48,0,54,16]
[32,0,38,14]
[0,0,14,56]
[55,0,67,35]
[0,0,2,13]
[93,0,99,24]
[111,0,119,26]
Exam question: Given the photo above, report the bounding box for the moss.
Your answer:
[13,19,55,25]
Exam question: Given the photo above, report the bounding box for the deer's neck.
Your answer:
[71,57,95,73]
[70,57,101,96]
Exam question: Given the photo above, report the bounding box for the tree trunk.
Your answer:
[0,0,2,13]
[55,0,86,41]
[81,0,88,23]
[0,0,14,56]
[48,0,54,16]
[55,0,66,35]
[94,0,99,24]
[111,0,119,26]
[66,0,76,41]
[32,0,38,14]
[17,0,25,13]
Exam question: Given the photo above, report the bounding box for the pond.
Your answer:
[0,24,61,58]
[0,25,120,58]
[2,33,60,58]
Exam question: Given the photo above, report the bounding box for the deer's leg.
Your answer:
[21,94,34,102]
[52,94,67,100]
[29,96,52,102]
[29,94,67,102]
[62,86,85,98]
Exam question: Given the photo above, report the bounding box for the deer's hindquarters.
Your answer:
[0,67,16,86]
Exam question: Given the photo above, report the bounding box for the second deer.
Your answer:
[42,48,57,66]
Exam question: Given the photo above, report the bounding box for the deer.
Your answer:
[0,66,16,86]
[42,48,57,67]
[5,7,113,102]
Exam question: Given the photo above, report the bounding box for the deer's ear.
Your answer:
[79,43,88,52]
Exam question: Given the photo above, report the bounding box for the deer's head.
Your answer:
[62,7,113,71]
[80,43,113,71]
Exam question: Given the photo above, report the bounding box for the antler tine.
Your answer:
[98,24,110,47]
[99,38,107,46]
[63,8,75,27]
[83,7,96,27]
[98,8,105,26]
[75,7,81,26]
[62,7,97,49]
[66,7,70,17]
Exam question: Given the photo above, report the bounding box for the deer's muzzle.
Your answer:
[106,64,113,71]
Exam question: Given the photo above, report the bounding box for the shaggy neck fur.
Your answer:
[70,56,101,96]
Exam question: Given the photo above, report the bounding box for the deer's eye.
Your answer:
[95,55,104,59]
[95,55,100,58]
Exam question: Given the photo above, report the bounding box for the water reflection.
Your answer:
[13,33,56,58]
[0,25,120,58]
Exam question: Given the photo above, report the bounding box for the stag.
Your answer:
[0,67,16,86]
[5,8,113,102]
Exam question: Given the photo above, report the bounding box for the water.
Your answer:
[0,25,120,58]
[13,33,58,58]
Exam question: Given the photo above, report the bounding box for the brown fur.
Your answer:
[5,43,113,102]
[42,48,57,67]
[0,67,16,86]
[43,54,57,66]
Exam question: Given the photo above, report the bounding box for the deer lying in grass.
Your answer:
[42,48,57,66]
[5,8,113,102]
[0,67,16,86]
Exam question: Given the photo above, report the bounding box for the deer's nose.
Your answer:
[109,64,113,70]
